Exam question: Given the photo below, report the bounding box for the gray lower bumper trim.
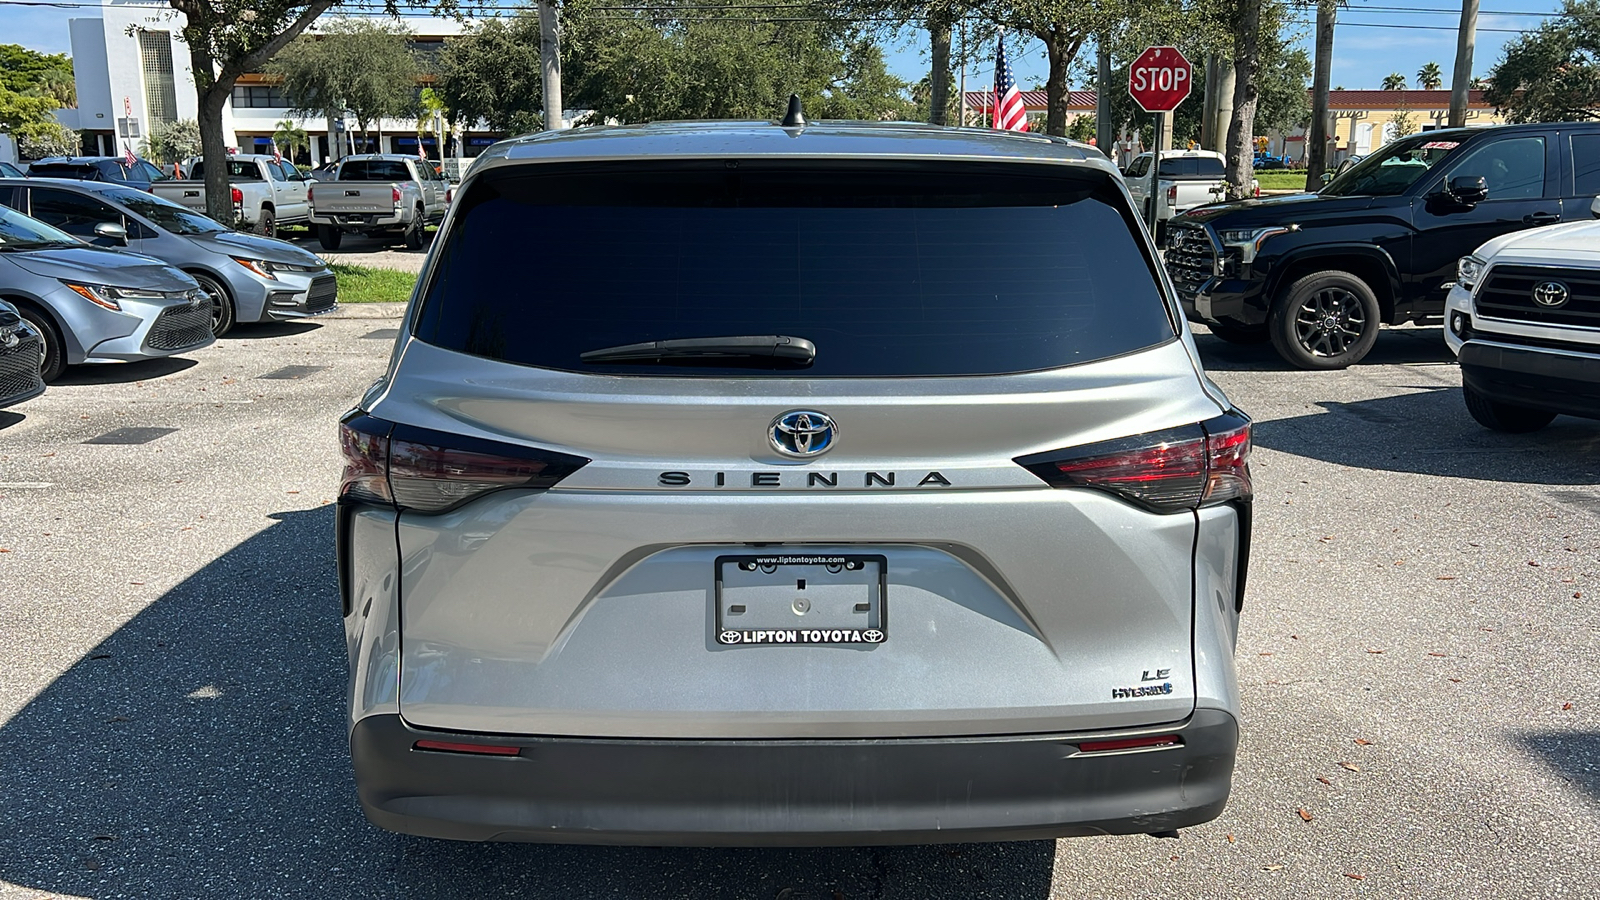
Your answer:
[351,708,1238,846]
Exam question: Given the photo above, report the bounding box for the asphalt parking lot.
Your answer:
[0,319,1595,899]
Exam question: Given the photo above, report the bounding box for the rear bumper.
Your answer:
[1459,340,1600,421]
[351,708,1238,846]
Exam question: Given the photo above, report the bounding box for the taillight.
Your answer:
[1016,411,1252,513]
[230,186,242,205]
[1166,184,1178,205]
[444,186,454,205]
[392,186,402,204]
[306,185,314,203]
[338,412,589,513]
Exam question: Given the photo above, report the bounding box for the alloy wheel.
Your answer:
[1293,287,1368,358]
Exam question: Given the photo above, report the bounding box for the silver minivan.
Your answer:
[339,121,1253,846]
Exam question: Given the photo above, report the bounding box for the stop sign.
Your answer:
[1128,46,1193,113]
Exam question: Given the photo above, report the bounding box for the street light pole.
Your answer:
[538,0,565,130]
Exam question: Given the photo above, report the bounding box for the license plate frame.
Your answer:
[714,553,887,646]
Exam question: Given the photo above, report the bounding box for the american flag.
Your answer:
[272,142,283,164]
[992,40,1027,132]
[122,142,136,168]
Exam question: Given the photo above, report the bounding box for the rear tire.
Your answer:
[255,207,276,238]
[403,207,425,250]
[318,225,342,250]
[1268,270,1381,370]
[193,272,236,337]
[1462,384,1556,433]
[17,306,65,383]
[1206,323,1270,345]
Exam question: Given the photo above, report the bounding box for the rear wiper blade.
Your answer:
[580,334,816,365]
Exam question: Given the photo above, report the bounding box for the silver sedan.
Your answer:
[0,178,337,336]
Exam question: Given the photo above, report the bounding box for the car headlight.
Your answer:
[60,281,171,312]
[1216,226,1292,264]
[1457,255,1486,291]
[232,257,322,280]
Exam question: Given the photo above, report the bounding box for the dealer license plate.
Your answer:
[715,554,886,646]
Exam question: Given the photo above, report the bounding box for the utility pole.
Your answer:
[1306,0,1336,189]
[1096,38,1112,155]
[538,0,565,130]
[1212,61,1235,155]
[1448,0,1479,127]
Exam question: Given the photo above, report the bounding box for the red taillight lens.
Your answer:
[392,186,402,204]
[230,186,242,205]
[444,186,454,205]
[1166,184,1178,204]
[413,740,521,756]
[1078,734,1181,754]
[337,412,590,513]
[306,185,314,203]
[1017,412,1252,513]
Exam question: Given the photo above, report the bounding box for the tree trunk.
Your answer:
[928,17,951,126]
[197,84,231,223]
[1040,31,1082,137]
[1211,59,1234,155]
[539,0,564,130]
[1224,0,1262,201]
[1306,0,1336,189]
[1449,0,1479,127]
[1201,55,1217,150]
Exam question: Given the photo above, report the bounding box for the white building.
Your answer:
[61,0,498,164]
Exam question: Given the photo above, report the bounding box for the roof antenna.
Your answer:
[781,94,806,128]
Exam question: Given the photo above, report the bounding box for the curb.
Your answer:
[324,302,408,319]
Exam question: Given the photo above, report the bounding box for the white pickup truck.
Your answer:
[149,154,311,237]
[308,154,452,250]
[1123,150,1256,238]
[1445,197,1600,432]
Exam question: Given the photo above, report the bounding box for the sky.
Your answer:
[0,0,1569,95]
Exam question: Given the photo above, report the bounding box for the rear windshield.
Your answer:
[28,163,99,180]
[188,160,262,181]
[1157,157,1224,177]
[339,160,410,181]
[413,162,1175,377]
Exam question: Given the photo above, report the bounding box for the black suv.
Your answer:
[1167,123,1600,368]
[27,156,169,193]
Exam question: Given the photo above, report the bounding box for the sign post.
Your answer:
[1128,46,1194,235]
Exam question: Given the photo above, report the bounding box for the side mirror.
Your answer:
[1448,175,1489,206]
[93,221,129,245]
[1319,173,1333,185]
[1590,195,1599,219]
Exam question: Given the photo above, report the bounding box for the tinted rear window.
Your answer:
[414,162,1175,377]
[340,160,411,181]
[189,160,262,180]
[28,163,98,180]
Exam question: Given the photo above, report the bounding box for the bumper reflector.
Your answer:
[413,740,522,757]
[1077,734,1181,754]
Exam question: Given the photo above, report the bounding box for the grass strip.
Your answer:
[332,263,418,303]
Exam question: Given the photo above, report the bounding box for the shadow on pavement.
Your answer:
[226,321,323,339]
[0,507,1056,899]
[1194,326,1457,372]
[54,357,199,386]
[1516,731,1600,804]
[1252,386,1600,484]
[0,409,24,430]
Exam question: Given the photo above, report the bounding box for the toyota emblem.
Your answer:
[769,410,838,458]
[1532,281,1570,308]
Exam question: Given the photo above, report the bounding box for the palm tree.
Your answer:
[272,120,309,163]
[1417,61,1444,90]
[1382,73,1407,90]
[1469,76,1486,90]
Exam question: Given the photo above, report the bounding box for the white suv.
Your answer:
[1445,197,1600,432]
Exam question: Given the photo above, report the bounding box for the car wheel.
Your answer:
[1206,323,1271,345]
[1462,383,1556,433]
[17,306,65,383]
[255,208,276,238]
[318,225,342,251]
[1268,270,1381,370]
[403,208,425,250]
[193,272,236,337]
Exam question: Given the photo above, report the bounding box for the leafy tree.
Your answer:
[435,13,544,135]
[0,45,74,101]
[139,117,201,163]
[0,43,76,155]
[161,0,450,222]
[1417,61,1444,90]
[18,122,78,158]
[273,118,309,159]
[1485,0,1600,122]
[1382,72,1407,90]
[268,18,420,146]
[559,0,914,125]
[1388,105,1416,136]
[1067,112,1096,142]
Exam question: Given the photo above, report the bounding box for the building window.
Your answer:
[230,86,291,108]
[138,30,180,125]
